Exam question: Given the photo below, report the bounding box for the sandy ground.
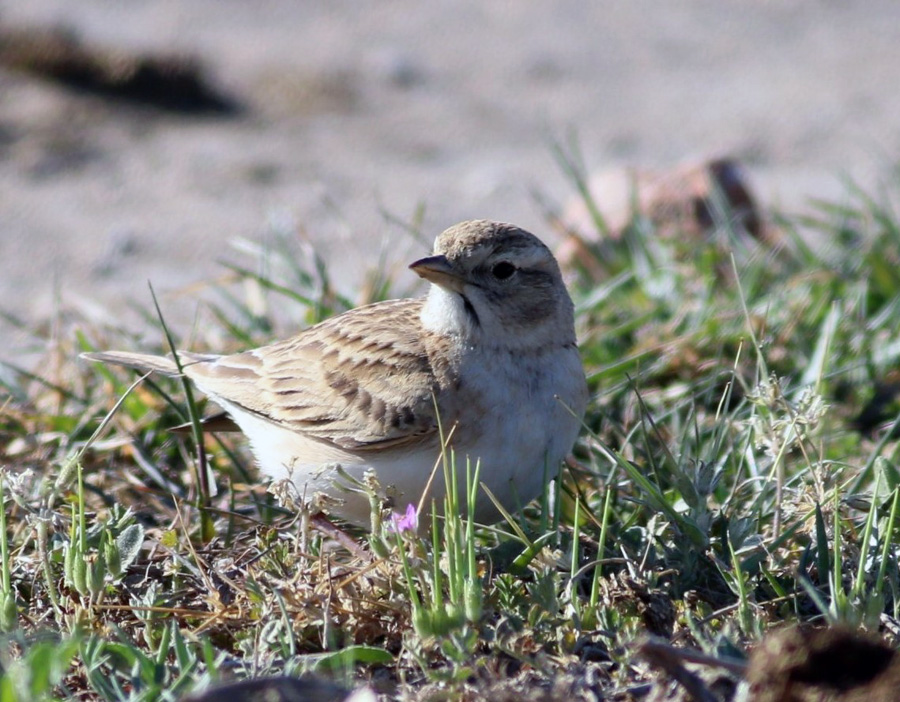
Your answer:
[2,1,900,366]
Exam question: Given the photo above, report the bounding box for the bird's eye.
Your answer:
[491,261,517,280]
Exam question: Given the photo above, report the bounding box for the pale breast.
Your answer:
[435,342,587,519]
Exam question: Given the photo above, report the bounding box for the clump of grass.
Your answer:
[3,169,900,700]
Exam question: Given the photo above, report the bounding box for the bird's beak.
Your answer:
[409,255,465,293]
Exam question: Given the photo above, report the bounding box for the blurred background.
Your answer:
[2,1,899,363]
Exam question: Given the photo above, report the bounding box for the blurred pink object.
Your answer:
[557,157,767,270]
[388,504,419,534]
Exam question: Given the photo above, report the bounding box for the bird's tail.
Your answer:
[81,350,184,377]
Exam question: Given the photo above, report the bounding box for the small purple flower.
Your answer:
[388,503,418,533]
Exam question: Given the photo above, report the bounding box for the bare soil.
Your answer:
[2,1,899,363]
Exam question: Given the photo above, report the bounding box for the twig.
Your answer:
[636,636,746,702]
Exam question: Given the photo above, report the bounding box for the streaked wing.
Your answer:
[184,298,454,451]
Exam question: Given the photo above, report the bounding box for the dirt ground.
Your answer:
[2,1,900,365]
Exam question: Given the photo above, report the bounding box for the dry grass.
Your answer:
[3,170,900,700]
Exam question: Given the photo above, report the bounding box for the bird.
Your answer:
[83,220,588,527]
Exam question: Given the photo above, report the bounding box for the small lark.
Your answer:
[84,220,588,526]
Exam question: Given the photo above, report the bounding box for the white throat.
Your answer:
[420,285,476,337]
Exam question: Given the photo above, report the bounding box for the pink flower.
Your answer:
[388,503,418,533]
